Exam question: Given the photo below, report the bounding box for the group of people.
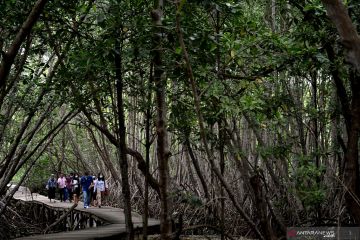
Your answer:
[46,171,108,208]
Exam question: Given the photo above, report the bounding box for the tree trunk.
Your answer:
[143,63,153,240]
[219,120,225,240]
[0,0,48,94]
[82,110,161,195]
[343,72,360,224]
[115,36,134,240]
[321,1,360,224]
[250,174,277,240]
[85,125,121,184]
[321,0,360,73]
[184,139,210,200]
[151,1,173,238]
[175,6,264,239]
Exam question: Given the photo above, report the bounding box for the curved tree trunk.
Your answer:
[321,0,360,224]
[0,0,48,96]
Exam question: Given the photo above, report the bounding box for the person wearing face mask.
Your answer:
[94,173,107,208]
[46,174,57,203]
[80,171,93,208]
[72,173,80,204]
[89,175,97,206]
[57,173,66,202]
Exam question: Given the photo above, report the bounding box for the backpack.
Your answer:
[47,178,56,188]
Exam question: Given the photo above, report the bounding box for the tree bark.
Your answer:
[151,1,172,238]
[85,125,121,184]
[343,72,360,224]
[321,0,360,224]
[0,111,73,216]
[0,0,48,93]
[143,63,153,240]
[175,6,264,240]
[184,139,210,200]
[82,109,161,195]
[250,174,277,240]
[115,36,134,240]
[321,0,360,73]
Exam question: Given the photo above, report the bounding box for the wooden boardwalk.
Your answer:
[13,188,159,239]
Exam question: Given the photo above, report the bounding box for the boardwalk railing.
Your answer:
[13,190,160,240]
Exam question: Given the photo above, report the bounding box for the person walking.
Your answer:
[72,173,80,204]
[80,171,92,208]
[94,173,107,208]
[89,175,96,206]
[57,173,66,202]
[46,174,57,203]
[65,173,73,203]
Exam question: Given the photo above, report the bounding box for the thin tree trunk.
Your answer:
[81,110,161,195]
[0,111,73,216]
[143,63,153,240]
[151,1,172,238]
[67,125,88,170]
[250,174,277,240]
[175,6,264,239]
[213,7,225,239]
[185,139,210,200]
[0,36,32,111]
[219,120,225,240]
[85,125,121,183]
[311,71,322,224]
[0,0,48,94]
[115,36,134,240]
[0,90,49,194]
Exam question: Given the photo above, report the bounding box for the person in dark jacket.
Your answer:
[80,171,92,208]
[65,173,73,203]
[46,174,57,203]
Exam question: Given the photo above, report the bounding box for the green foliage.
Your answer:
[304,0,325,14]
[1,0,357,231]
[169,94,197,139]
[11,156,52,193]
[172,190,203,207]
[258,143,292,159]
[294,162,326,210]
[26,158,52,190]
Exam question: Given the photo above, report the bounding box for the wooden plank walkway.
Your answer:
[13,188,159,239]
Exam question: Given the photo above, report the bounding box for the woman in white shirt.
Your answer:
[94,173,107,208]
[57,174,66,202]
[72,173,80,204]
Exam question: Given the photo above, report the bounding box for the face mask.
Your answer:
[75,175,78,178]
[100,175,103,178]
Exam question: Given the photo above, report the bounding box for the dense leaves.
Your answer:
[1,0,360,239]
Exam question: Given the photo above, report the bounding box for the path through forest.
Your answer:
[13,187,159,239]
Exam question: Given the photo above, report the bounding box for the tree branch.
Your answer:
[81,109,161,196]
[322,0,360,73]
[0,0,48,90]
